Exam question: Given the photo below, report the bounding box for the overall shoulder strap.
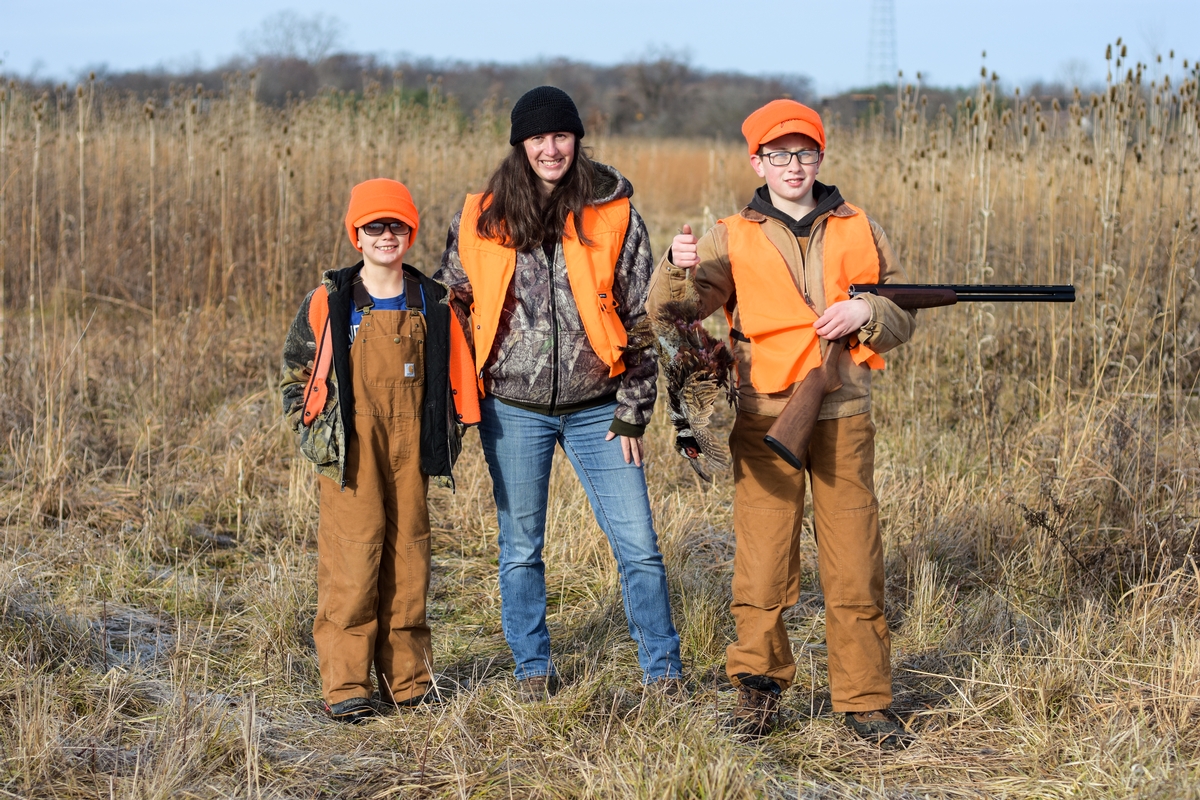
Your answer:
[351,278,373,314]
[404,272,424,312]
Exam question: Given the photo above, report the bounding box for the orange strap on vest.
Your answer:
[300,284,481,427]
[722,205,885,394]
[457,193,630,393]
[302,287,333,427]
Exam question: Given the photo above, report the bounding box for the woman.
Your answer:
[437,86,682,698]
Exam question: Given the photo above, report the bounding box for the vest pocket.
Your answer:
[595,293,626,361]
[579,293,625,380]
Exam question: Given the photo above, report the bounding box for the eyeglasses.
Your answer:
[760,149,821,167]
[360,220,411,237]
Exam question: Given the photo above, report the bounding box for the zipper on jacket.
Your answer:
[796,222,814,310]
[802,212,836,313]
[547,243,561,415]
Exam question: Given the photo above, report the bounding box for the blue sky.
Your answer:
[3,0,1197,95]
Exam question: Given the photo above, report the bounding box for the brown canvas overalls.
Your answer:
[313,302,432,706]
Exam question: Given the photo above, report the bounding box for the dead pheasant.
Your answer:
[628,299,736,480]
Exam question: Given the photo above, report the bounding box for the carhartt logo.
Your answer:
[405,363,416,378]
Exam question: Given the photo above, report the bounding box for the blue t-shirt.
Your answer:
[349,292,407,344]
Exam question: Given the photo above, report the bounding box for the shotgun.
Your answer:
[762,284,1075,470]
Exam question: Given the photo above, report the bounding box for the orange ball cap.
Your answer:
[741,100,826,155]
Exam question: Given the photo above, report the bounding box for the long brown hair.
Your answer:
[476,142,596,251]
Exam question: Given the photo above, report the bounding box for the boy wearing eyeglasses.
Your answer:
[282,179,474,723]
[647,101,916,747]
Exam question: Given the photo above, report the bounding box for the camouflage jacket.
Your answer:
[280,263,462,487]
[435,163,658,437]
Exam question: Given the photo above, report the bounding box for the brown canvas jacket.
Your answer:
[646,200,916,419]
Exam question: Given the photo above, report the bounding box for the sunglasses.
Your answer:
[360,220,411,237]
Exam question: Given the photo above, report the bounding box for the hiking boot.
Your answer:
[645,677,688,701]
[325,697,379,724]
[845,709,911,749]
[731,675,781,737]
[516,675,561,703]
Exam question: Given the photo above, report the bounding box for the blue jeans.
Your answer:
[478,396,682,682]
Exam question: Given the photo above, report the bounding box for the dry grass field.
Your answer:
[1,48,1199,798]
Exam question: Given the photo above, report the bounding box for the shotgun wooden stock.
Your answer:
[761,283,1075,470]
[763,337,846,471]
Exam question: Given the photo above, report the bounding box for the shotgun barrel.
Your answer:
[849,283,1076,308]
[763,283,1076,470]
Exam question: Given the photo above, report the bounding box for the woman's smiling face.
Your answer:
[523,132,576,195]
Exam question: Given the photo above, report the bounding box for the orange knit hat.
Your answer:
[741,100,826,155]
[344,178,420,250]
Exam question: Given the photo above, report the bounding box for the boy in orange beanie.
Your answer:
[281,178,474,722]
[647,100,916,747]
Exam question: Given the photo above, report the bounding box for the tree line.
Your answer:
[7,51,816,141]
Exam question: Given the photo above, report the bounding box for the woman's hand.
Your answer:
[605,431,644,467]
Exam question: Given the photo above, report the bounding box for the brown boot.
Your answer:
[731,675,781,736]
[644,677,688,701]
[516,675,561,703]
[325,697,379,724]
[845,709,911,749]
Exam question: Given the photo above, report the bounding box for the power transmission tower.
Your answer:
[867,0,898,87]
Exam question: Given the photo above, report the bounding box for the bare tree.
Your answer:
[239,11,345,64]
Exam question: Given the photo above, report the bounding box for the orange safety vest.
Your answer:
[722,205,886,394]
[301,283,481,426]
[457,193,630,393]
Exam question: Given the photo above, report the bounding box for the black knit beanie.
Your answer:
[509,86,585,146]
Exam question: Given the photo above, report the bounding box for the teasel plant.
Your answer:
[28,95,43,389]
[75,75,95,401]
[0,84,8,364]
[143,100,156,401]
